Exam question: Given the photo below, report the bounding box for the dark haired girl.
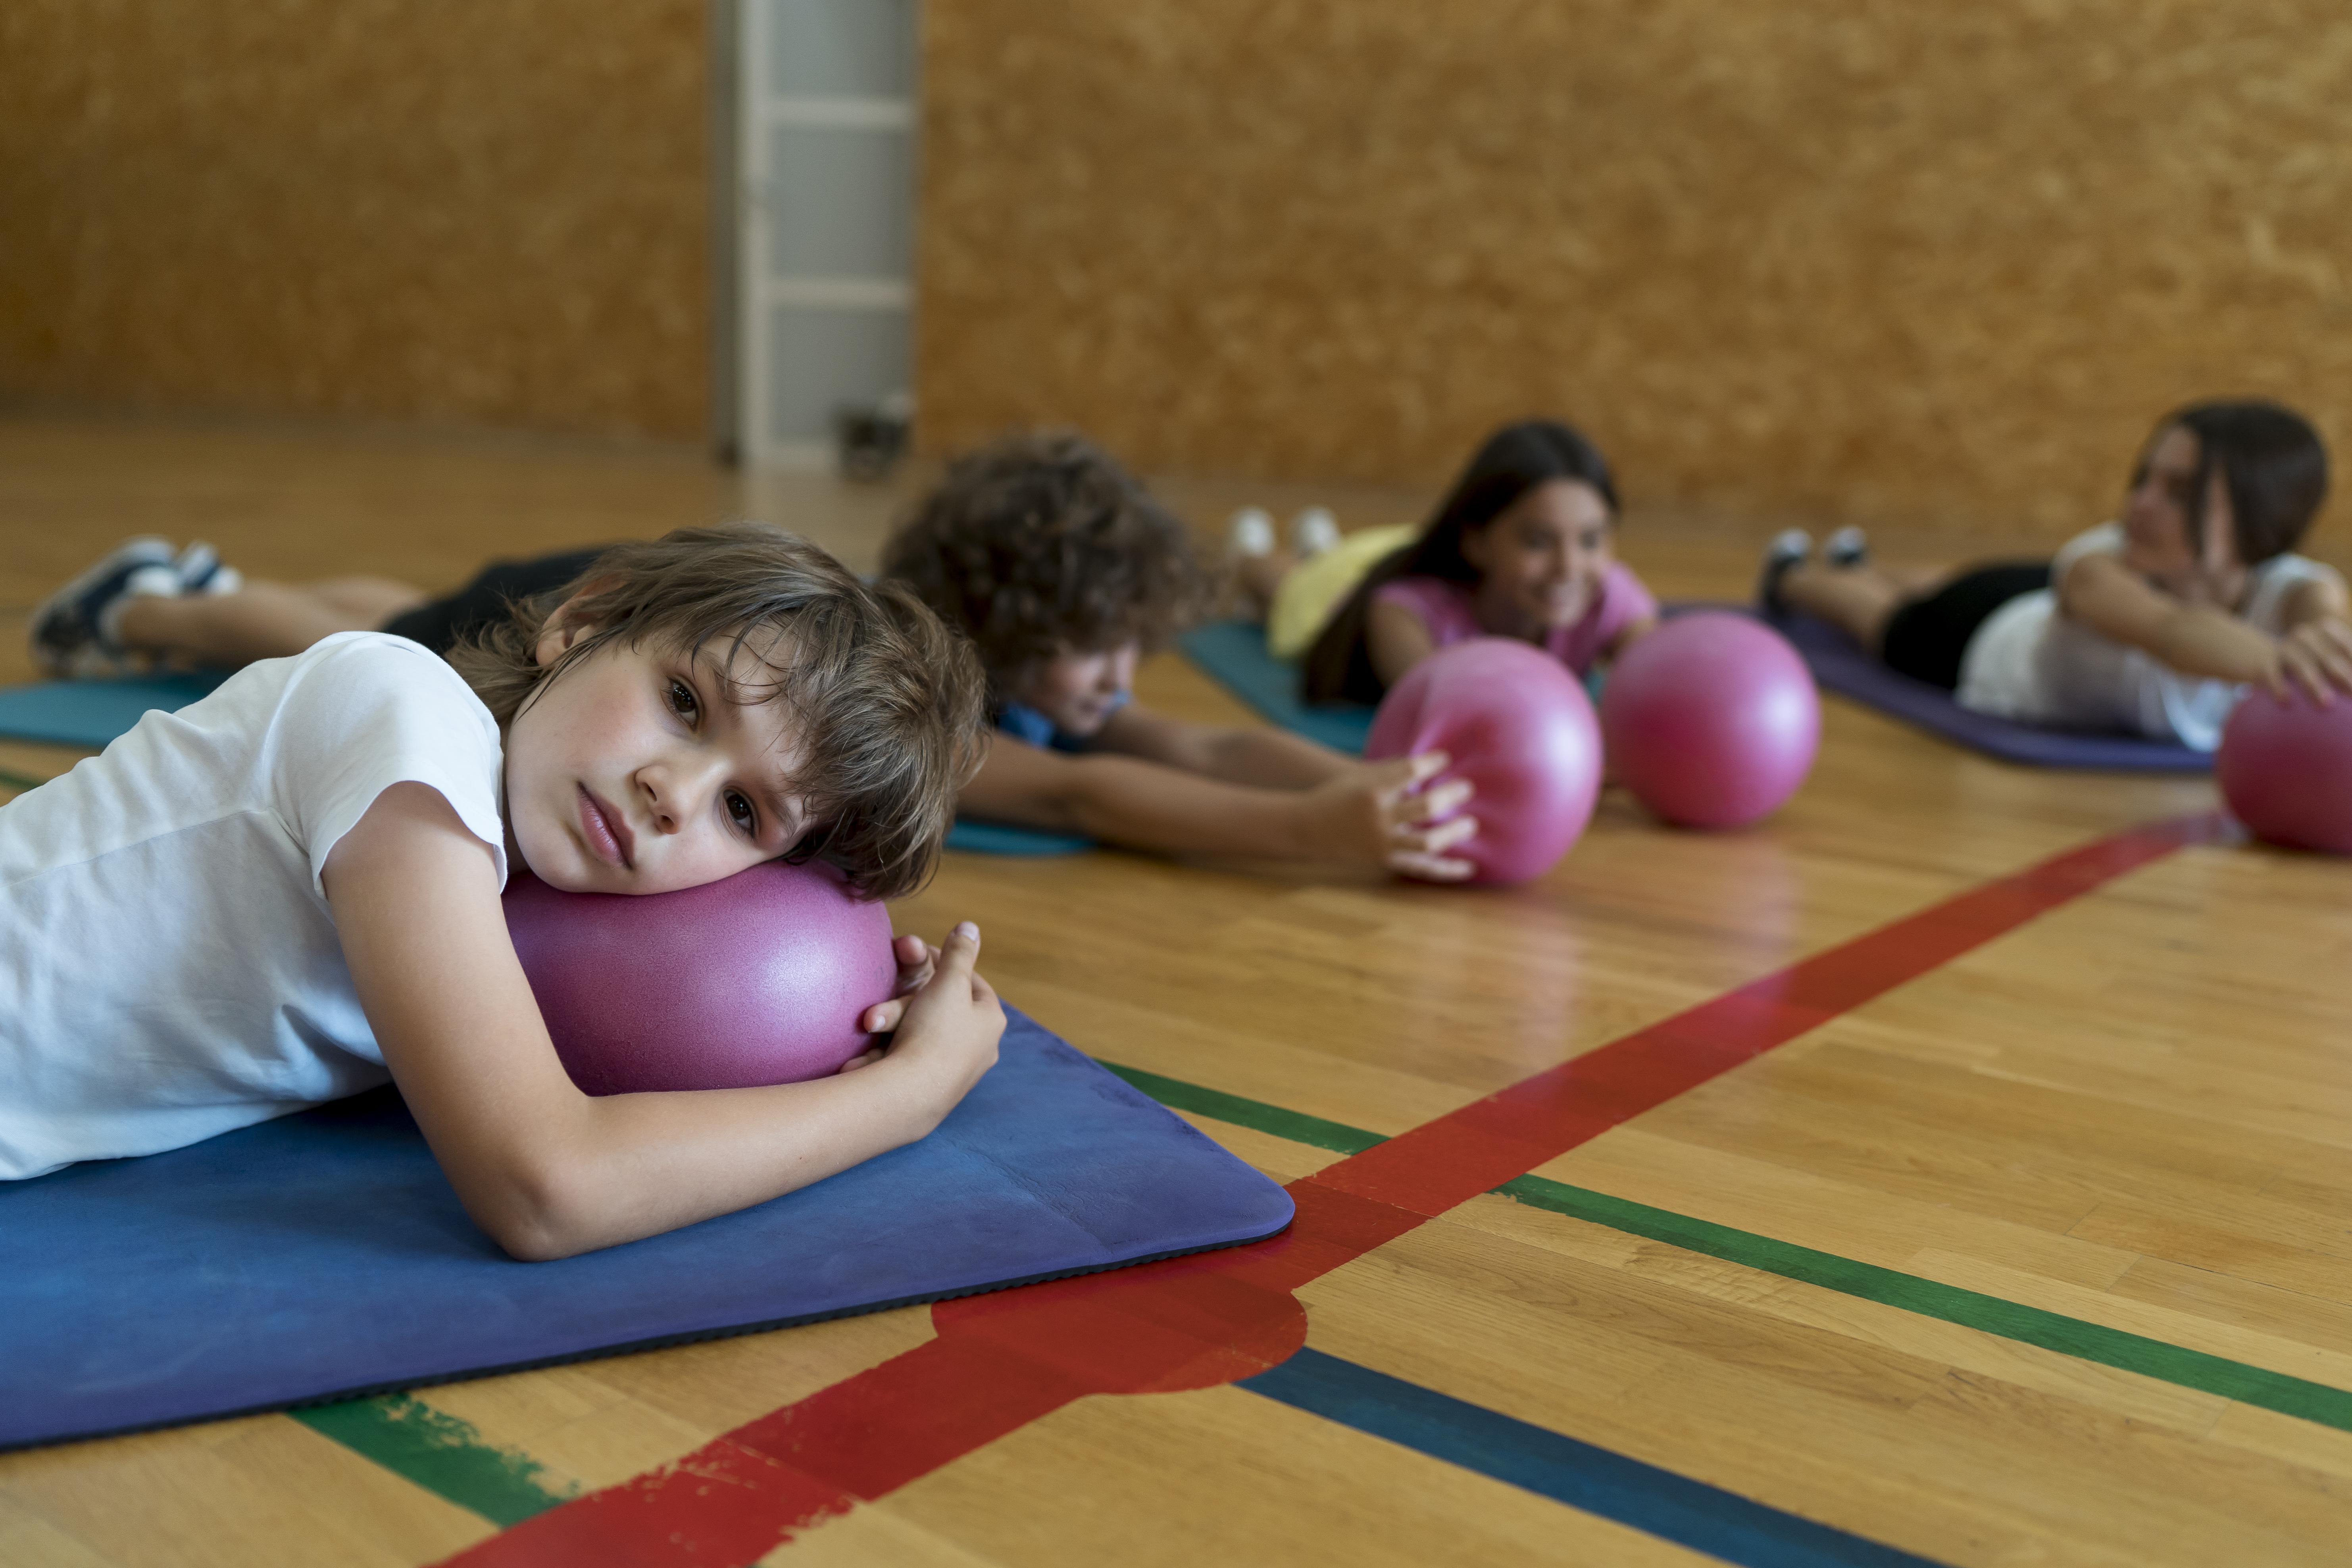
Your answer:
[1235,420,1659,705]
[1764,400,2352,748]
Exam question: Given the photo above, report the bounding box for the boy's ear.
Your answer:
[532,577,623,668]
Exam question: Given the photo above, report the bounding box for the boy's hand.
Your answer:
[2275,616,2352,704]
[1296,751,1477,881]
[838,925,1004,1118]
[853,933,937,1040]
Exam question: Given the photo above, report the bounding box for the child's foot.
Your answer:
[1226,507,1276,558]
[29,538,181,676]
[172,541,244,596]
[1823,526,1869,569]
[1756,529,1811,616]
[1288,506,1341,559]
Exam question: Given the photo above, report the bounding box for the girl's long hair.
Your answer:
[1301,419,1619,704]
[2152,401,2329,567]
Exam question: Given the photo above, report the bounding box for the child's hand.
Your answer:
[1298,751,1477,881]
[841,924,1004,1116]
[853,933,939,1039]
[2275,617,2352,704]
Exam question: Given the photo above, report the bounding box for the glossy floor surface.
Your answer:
[2,416,2349,1566]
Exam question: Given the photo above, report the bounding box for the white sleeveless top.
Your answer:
[1956,522,2343,750]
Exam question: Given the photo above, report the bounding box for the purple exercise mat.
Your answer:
[1752,607,2213,773]
[0,1007,1293,1451]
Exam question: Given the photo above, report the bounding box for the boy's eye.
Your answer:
[667,678,700,720]
[725,791,756,833]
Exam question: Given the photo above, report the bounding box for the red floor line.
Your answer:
[443,810,2224,1568]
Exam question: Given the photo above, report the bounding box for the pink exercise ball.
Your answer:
[2217,689,2352,854]
[502,859,898,1094]
[1365,637,1602,885]
[1601,612,1819,829]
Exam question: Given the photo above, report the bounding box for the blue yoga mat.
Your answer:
[1764,609,2212,773]
[1177,621,1375,754]
[944,819,1093,856]
[0,1007,1292,1451]
[0,671,229,750]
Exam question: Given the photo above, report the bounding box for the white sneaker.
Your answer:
[173,541,244,596]
[1288,507,1341,558]
[1823,526,1869,569]
[1757,529,1812,615]
[29,537,177,676]
[1227,507,1277,558]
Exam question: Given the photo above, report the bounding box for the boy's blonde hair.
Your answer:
[447,522,987,901]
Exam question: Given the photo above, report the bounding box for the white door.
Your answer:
[738,0,917,468]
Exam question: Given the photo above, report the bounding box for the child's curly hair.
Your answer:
[446,521,987,901]
[879,431,1210,695]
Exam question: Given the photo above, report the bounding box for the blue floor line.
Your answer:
[1239,1349,1950,1568]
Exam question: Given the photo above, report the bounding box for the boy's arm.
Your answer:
[1090,702,1350,787]
[960,733,1475,876]
[323,783,1003,1260]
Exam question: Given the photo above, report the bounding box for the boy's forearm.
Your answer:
[1062,754,1319,858]
[1197,726,1352,788]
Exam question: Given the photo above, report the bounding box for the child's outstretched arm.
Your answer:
[1090,702,1352,788]
[960,735,1475,879]
[2063,554,2352,701]
[323,783,1004,1260]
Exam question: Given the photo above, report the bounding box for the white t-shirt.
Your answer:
[1957,522,2344,751]
[0,632,506,1180]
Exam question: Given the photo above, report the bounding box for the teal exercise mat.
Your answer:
[0,670,229,749]
[0,1007,1293,1450]
[1176,621,1375,754]
[945,819,1093,856]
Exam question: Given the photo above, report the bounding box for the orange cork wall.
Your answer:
[917,1,2352,535]
[0,0,710,442]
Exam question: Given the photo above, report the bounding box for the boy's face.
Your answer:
[1013,641,1139,739]
[504,616,813,895]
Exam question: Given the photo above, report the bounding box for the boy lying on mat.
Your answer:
[0,525,1006,1259]
[1760,400,2352,748]
[881,432,1475,879]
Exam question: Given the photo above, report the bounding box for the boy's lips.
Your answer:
[576,785,635,869]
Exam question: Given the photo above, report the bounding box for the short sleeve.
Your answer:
[264,633,508,896]
[1371,577,1475,645]
[1591,563,1660,648]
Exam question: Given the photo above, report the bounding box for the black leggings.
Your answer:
[379,549,610,656]
[1879,562,2051,690]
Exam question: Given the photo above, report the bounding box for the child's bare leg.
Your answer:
[1231,550,1297,620]
[113,581,417,668]
[305,577,432,624]
[1777,562,1916,654]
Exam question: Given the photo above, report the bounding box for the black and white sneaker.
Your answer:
[173,540,244,596]
[1823,526,1869,569]
[29,537,180,676]
[1756,529,1811,616]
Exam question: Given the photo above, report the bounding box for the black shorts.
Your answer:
[1879,562,2052,691]
[379,549,610,656]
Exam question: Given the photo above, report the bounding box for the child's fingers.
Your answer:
[1371,750,1452,808]
[1406,749,1451,785]
[1390,849,1475,881]
[894,933,929,966]
[1392,777,1473,825]
[836,1044,888,1074]
[862,997,909,1033]
[933,921,982,977]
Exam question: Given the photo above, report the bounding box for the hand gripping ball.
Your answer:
[1600,612,1819,829]
[1365,637,1603,885]
[2217,688,2352,854]
[502,859,898,1094]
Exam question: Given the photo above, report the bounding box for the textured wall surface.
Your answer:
[0,1,709,441]
[920,1,2352,532]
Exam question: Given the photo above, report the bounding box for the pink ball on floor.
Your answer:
[1601,612,1819,829]
[502,860,898,1094]
[2217,689,2352,854]
[1365,637,1602,885]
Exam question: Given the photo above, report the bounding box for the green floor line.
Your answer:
[1100,1058,2352,1436]
[291,1393,577,1527]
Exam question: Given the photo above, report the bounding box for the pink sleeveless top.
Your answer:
[1371,563,1657,675]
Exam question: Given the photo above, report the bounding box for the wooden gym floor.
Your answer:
[3,414,2351,1566]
